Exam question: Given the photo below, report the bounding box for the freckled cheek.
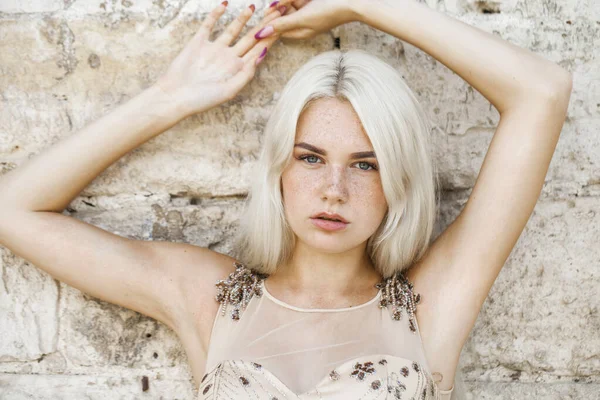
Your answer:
[281,169,315,203]
[352,181,386,213]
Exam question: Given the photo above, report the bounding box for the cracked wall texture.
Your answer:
[0,0,598,398]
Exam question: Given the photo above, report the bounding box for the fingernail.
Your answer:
[278,5,286,14]
[254,25,274,39]
[221,1,228,6]
[256,47,268,65]
[249,4,255,12]
[269,1,279,7]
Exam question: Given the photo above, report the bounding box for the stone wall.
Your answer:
[0,0,598,398]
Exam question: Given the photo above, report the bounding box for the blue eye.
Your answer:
[356,161,378,171]
[297,154,378,171]
[300,154,321,164]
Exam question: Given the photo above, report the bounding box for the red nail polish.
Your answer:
[221,1,228,6]
[254,25,273,39]
[269,1,279,7]
[249,4,255,12]
[256,47,268,65]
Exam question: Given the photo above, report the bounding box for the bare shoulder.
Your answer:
[145,241,238,348]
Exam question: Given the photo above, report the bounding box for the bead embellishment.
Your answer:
[202,383,212,395]
[400,366,410,377]
[252,362,263,370]
[371,379,382,390]
[350,361,376,381]
[412,361,421,372]
[377,270,421,334]
[215,261,268,320]
[329,370,340,381]
[214,262,422,327]
[199,358,441,399]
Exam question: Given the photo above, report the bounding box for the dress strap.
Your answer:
[214,261,268,321]
[377,271,422,334]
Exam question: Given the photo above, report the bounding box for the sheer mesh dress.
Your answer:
[198,262,455,399]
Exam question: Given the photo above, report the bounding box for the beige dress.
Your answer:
[198,262,454,399]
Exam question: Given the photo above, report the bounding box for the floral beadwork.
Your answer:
[387,371,408,399]
[199,358,443,400]
[350,361,376,381]
[215,261,268,320]
[377,270,421,334]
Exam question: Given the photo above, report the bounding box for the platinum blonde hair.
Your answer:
[232,48,467,400]
[232,49,440,279]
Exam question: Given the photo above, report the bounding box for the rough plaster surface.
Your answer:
[0,0,598,398]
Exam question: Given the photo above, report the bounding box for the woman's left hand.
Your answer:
[259,0,360,40]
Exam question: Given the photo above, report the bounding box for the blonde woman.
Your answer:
[0,0,571,399]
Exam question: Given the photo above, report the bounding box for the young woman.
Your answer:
[0,0,572,399]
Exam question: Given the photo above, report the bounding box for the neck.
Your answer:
[266,240,382,307]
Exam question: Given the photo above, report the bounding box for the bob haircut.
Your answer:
[232,49,440,279]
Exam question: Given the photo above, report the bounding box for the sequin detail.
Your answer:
[215,261,268,320]
[239,376,250,386]
[400,366,410,377]
[350,361,376,381]
[252,362,262,370]
[377,271,421,334]
[202,384,212,395]
[199,358,445,399]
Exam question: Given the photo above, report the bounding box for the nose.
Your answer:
[321,165,349,204]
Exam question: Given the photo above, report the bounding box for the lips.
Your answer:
[310,212,349,224]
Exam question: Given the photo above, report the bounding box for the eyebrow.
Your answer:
[294,142,377,160]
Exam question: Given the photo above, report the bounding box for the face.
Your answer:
[281,97,388,254]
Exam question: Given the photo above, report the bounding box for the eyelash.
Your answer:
[297,154,379,171]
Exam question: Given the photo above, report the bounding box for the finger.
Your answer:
[265,0,306,17]
[264,0,283,14]
[292,0,310,7]
[280,3,297,16]
[215,3,256,46]
[195,2,229,42]
[261,10,306,38]
[264,0,291,16]
[231,7,283,57]
[240,33,279,65]
[225,36,278,96]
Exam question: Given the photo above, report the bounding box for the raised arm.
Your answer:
[262,0,572,390]
[0,3,281,334]
[353,0,572,390]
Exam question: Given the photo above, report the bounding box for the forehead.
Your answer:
[296,97,373,149]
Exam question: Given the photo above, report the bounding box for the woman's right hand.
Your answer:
[156,2,283,119]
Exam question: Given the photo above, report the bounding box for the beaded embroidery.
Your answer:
[214,261,268,321]
[377,270,422,334]
[215,261,422,330]
[198,358,444,400]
